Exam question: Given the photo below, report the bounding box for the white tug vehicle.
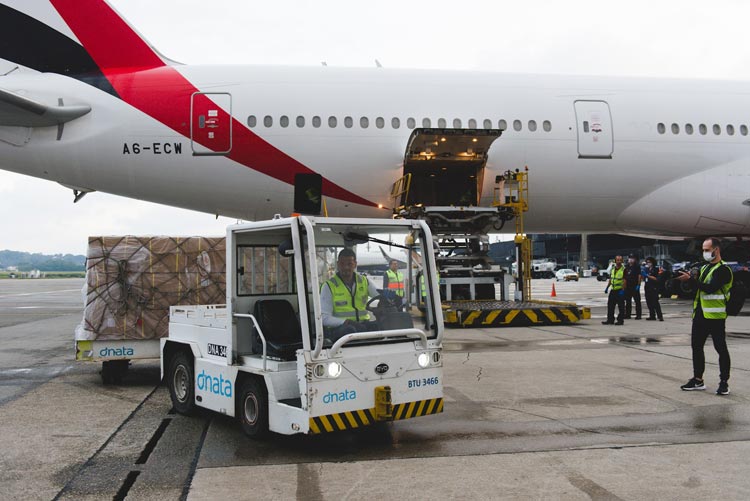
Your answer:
[163,216,444,436]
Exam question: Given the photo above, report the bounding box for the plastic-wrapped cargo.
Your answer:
[75,236,226,341]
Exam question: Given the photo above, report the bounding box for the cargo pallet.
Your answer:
[443,300,591,327]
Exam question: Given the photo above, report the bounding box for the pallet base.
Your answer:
[443,300,589,327]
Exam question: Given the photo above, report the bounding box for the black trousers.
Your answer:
[691,315,730,381]
[624,286,642,318]
[645,287,663,320]
[607,289,625,323]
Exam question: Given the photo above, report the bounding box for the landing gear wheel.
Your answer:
[237,377,269,438]
[101,360,129,385]
[168,351,195,415]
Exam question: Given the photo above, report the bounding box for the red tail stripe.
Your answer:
[51,0,164,71]
[50,0,376,208]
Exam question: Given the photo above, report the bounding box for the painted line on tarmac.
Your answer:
[0,365,75,378]
[7,306,81,310]
[0,289,80,298]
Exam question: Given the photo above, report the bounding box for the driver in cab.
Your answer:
[321,248,379,341]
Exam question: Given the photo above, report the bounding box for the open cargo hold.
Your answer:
[76,236,226,342]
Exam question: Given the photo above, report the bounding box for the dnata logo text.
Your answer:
[99,346,134,357]
[322,389,357,404]
[196,370,232,397]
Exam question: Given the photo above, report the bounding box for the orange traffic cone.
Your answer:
[551,283,557,297]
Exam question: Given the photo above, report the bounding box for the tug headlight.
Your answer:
[417,352,430,368]
[313,362,342,378]
[327,361,342,378]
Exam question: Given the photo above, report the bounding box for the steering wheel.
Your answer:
[366,294,385,313]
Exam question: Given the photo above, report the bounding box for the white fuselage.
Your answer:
[1,65,749,236]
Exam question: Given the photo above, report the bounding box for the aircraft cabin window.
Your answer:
[657,123,666,134]
[392,117,401,129]
[699,124,707,135]
[312,116,321,128]
[713,124,721,135]
[280,115,289,128]
[345,116,353,128]
[727,124,735,136]
[296,116,305,128]
[528,120,537,132]
[671,123,679,134]
[407,118,416,129]
[483,119,492,129]
[360,117,369,128]
[438,118,447,128]
[453,118,462,128]
[498,119,507,130]
[468,119,477,128]
[685,123,694,135]
[741,125,748,136]
[543,120,551,132]
[422,118,431,128]
[264,115,273,127]
[247,115,257,128]
[513,120,522,131]
[376,117,385,129]
[328,116,337,128]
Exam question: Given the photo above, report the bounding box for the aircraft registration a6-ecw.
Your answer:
[1,0,750,237]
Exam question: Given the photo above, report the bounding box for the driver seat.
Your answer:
[252,299,303,360]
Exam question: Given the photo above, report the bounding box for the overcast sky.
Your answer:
[2,0,750,255]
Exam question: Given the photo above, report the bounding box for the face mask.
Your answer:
[703,250,714,261]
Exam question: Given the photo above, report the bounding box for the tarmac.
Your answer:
[2,277,750,500]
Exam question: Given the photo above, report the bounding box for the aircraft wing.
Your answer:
[378,246,407,266]
[0,87,91,127]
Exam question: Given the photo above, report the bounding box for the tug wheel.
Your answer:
[237,377,269,438]
[168,351,195,415]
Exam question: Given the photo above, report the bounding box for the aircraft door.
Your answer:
[191,92,232,155]
[574,100,613,159]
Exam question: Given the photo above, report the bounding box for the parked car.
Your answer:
[555,269,579,281]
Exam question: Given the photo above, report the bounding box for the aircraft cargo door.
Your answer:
[574,100,613,159]
[191,92,232,156]
[397,128,502,208]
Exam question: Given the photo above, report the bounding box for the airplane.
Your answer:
[1,0,750,239]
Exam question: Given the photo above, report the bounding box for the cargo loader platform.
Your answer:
[442,300,590,327]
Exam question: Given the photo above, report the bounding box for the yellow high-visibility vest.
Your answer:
[610,266,624,291]
[385,269,404,297]
[324,274,371,322]
[693,261,733,320]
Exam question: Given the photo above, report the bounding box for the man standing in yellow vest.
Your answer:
[383,259,405,298]
[321,248,379,341]
[676,237,733,395]
[602,255,626,325]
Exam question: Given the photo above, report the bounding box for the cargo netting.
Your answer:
[75,236,226,341]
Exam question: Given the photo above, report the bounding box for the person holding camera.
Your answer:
[675,237,733,395]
